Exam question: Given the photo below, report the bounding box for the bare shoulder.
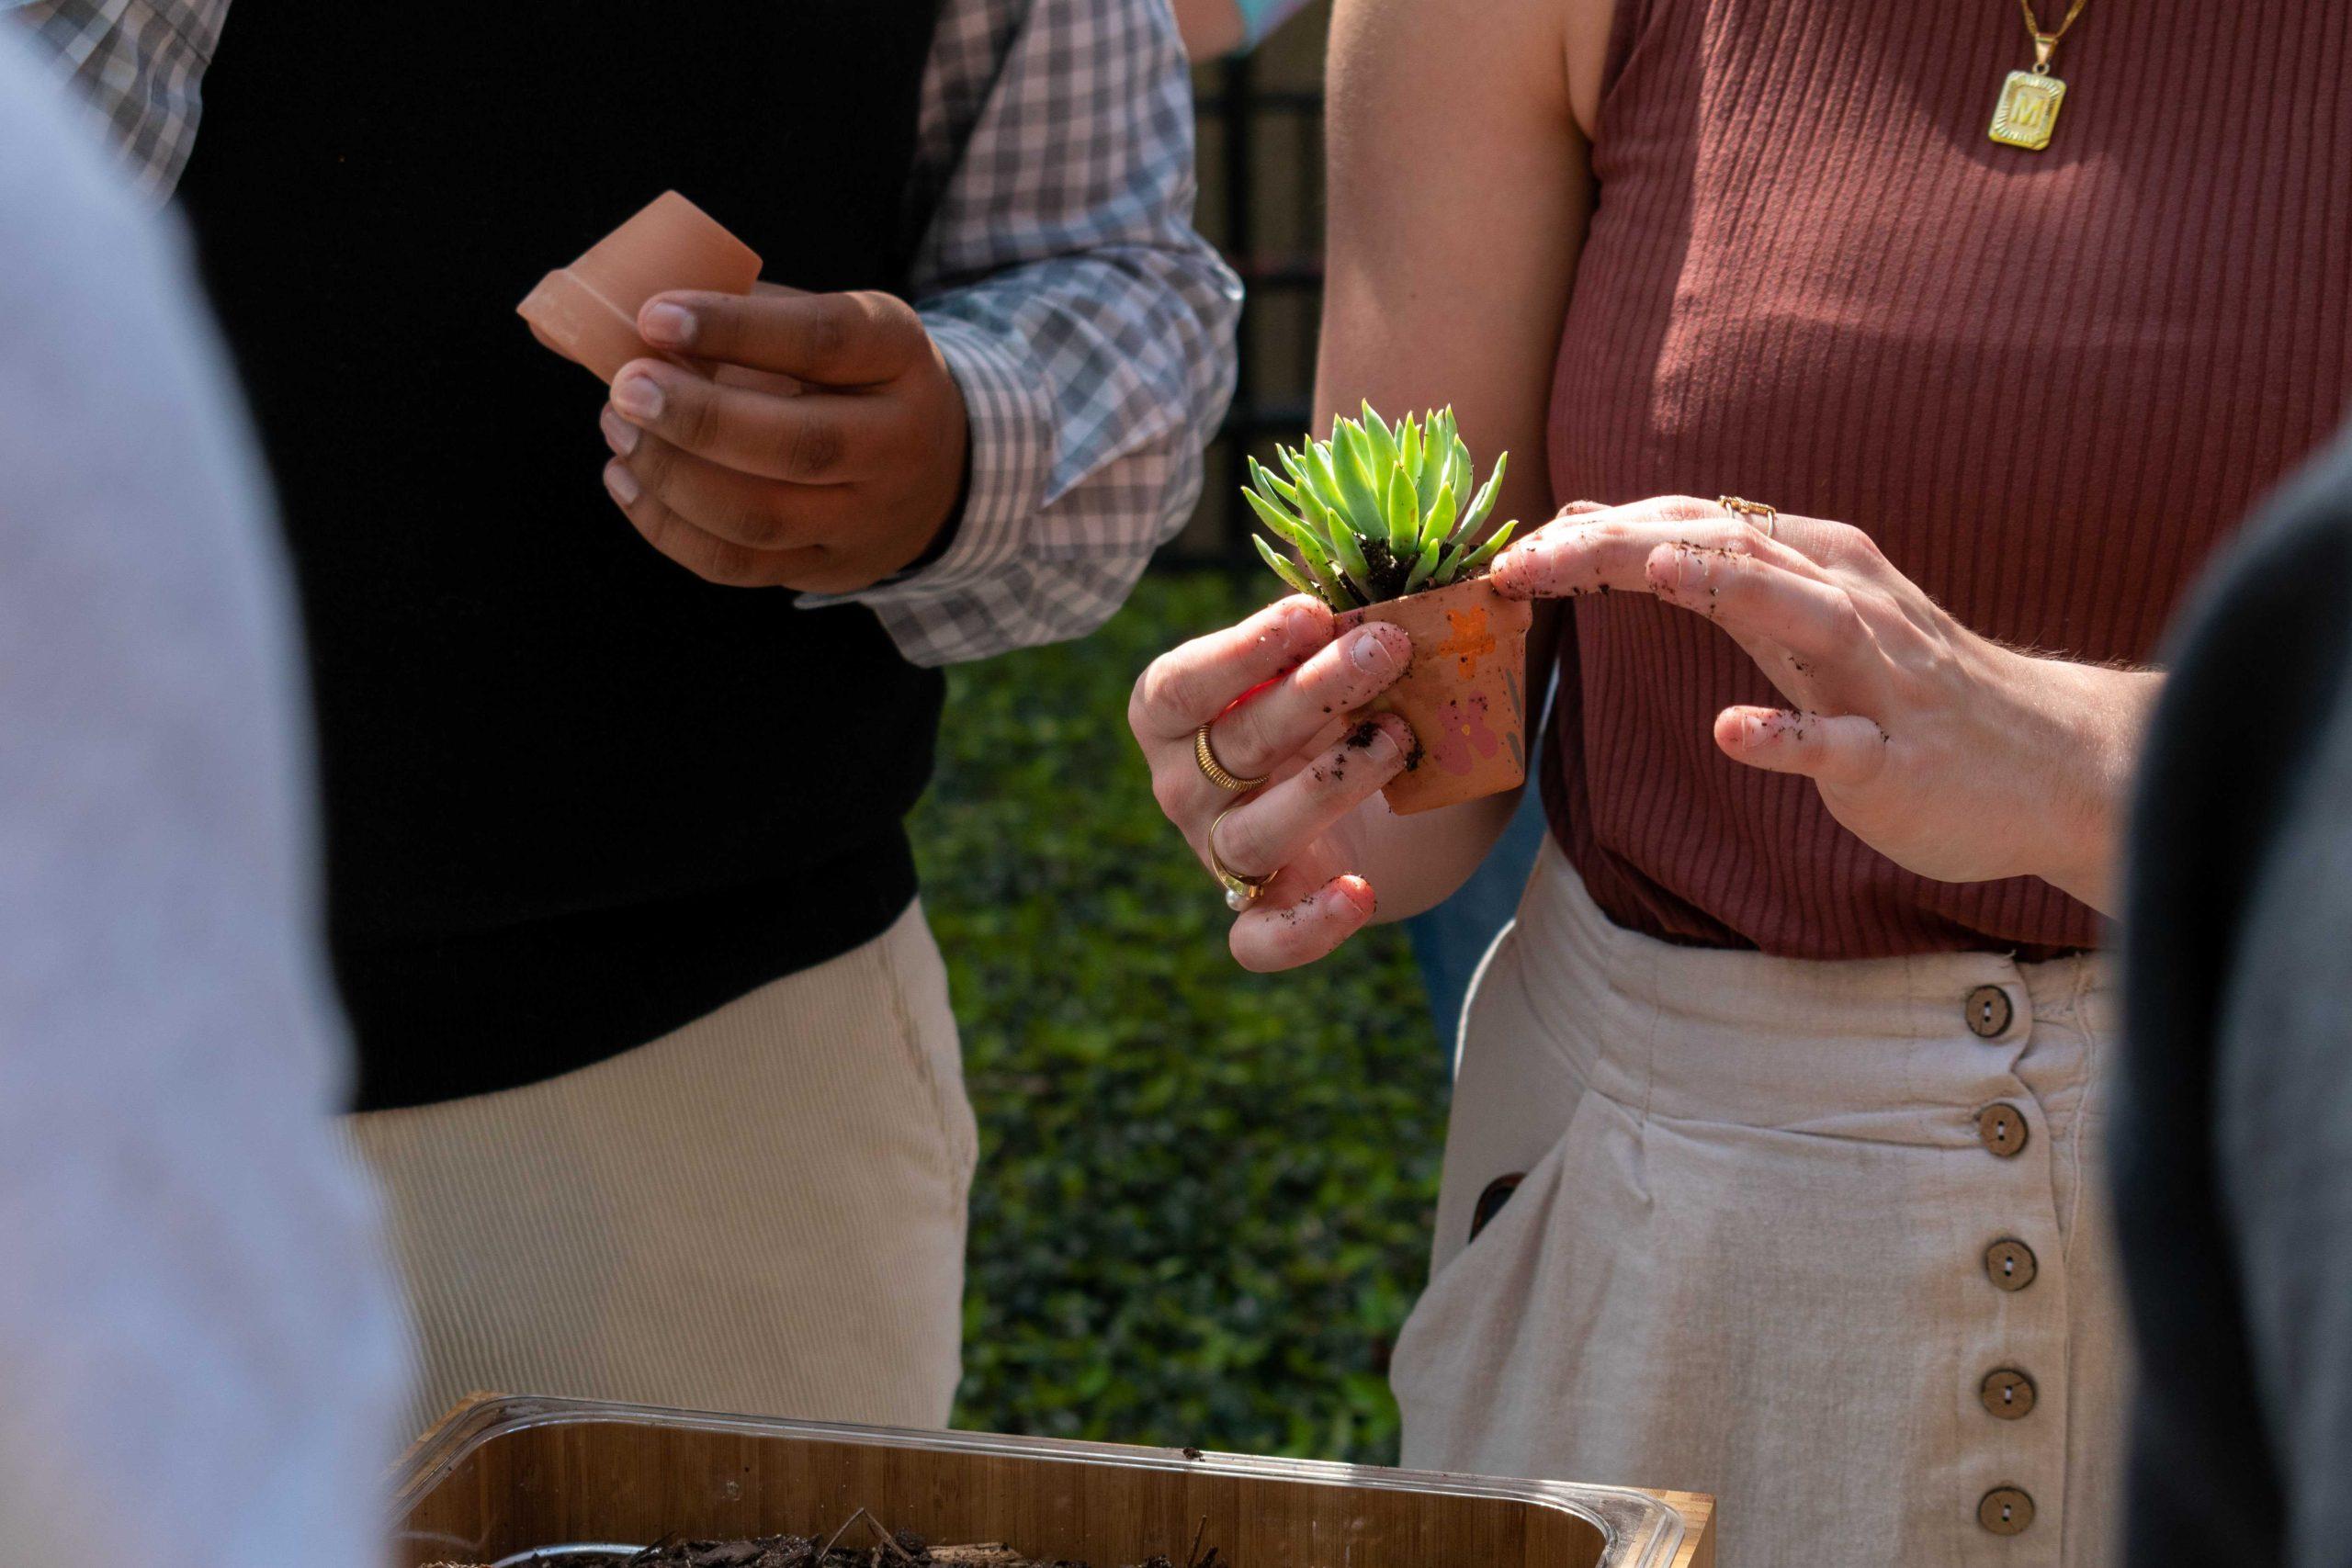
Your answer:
[1328,0,1614,142]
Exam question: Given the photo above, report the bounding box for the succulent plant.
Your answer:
[1242,403,1518,611]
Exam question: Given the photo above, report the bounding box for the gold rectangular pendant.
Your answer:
[1989,70,2067,151]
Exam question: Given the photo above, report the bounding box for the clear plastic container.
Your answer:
[391,1395,1710,1568]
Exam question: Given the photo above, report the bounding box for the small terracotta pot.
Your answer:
[517,191,763,384]
[1335,573,1534,816]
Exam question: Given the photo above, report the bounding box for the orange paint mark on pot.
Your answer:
[1438,604,1498,677]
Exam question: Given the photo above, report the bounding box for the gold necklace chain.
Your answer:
[2018,0,2091,73]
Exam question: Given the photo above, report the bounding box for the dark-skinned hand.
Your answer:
[600,287,968,593]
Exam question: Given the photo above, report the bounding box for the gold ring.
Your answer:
[1195,723,1269,794]
[1718,495,1778,540]
[1209,804,1275,912]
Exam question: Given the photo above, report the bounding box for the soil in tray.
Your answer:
[447,1529,1216,1568]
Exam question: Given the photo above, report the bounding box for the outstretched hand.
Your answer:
[1490,495,2158,911]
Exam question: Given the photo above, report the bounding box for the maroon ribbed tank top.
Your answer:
[1544,0,2352,958]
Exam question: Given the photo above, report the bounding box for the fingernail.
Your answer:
[1350,627,1402,680]
[611,374,663,421]
[600,406,639,457]
[641,302,695,347]
[603,461,640,505]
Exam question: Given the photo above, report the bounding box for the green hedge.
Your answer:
[910,570,1447,1464]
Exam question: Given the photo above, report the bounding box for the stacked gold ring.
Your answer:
[1194,723,1269,793]
[1209,805,1274,912]
[1718,495,1778,540]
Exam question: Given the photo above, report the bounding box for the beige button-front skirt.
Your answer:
[1392,841,2128,1568]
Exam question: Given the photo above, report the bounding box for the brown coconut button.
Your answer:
[1978,1487,2035,1535]
[1985,1238,2039,1292]
[1977,1102,2030,1157]
[1965,985,2015,1039]
[1980,1368,2037,1420]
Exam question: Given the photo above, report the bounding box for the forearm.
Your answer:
[2030,657,2164,914]
[1351,785,1527,920]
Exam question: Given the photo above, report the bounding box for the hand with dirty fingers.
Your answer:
[1129,597,1418,971]
[1490,495,2161,912]
[600,288,969,592]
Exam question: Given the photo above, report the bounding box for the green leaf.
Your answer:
[1450,518,1520,580]
[1360,401,1401,477]
[1383,461,1419,555]
[1419,481,1458,551]
[1292,480,1339,542]
[1332,424,1387,539]
[1240,485,1311,548]
[1400,535,1442,594]
[1323,513,1376,594]
[1400,418,1424,493]
[1461,449,1510,533]
[1289,530,1355,607]
[1413,421,1445,517]
[1253,534,1325,603]
[1248,455,1302,509]
[1276,445,1319,500]
[1445,434,1475,505]
[1304,440,1345,510]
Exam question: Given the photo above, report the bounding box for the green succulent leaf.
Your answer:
[1250,404,1513,604]
[1323,513,1376,593]
[1450,518,1520,581]
[1461,449,1510,534]
[1250,531,1326,597]
[1332,423,1387,539]
[1360,402,1401,477]
[1420,480,1458,552]
[1400,535,1442,594]
[1445,434,1475,506]
[1413,422,1445,515]
[1293,480,1340,543]
[1288,529,1354,607]
[1248,455,1302,509]
[1384,461,1420,554]
[1240,485,1311,548]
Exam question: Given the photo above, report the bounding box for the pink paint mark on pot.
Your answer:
[1430,693,1503,776]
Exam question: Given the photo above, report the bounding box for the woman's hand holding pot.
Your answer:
[1491,495,2159,913]
[1129,596,1418,970]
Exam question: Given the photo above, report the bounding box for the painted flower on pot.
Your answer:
[1429,694,1503,776]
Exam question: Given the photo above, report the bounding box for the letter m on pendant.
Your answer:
[1990,71,2068,151]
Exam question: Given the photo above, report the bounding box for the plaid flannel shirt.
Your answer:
[8,0,1239,667]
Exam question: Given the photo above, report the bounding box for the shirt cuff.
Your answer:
[803,311,1052,614]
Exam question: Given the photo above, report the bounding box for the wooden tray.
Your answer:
[390,1396,1713,1568]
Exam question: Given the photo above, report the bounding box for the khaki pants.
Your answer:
[1393,842,2128,1568]
[349,901,976,1440]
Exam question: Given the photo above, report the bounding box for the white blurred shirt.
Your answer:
[0,35,408,1568]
